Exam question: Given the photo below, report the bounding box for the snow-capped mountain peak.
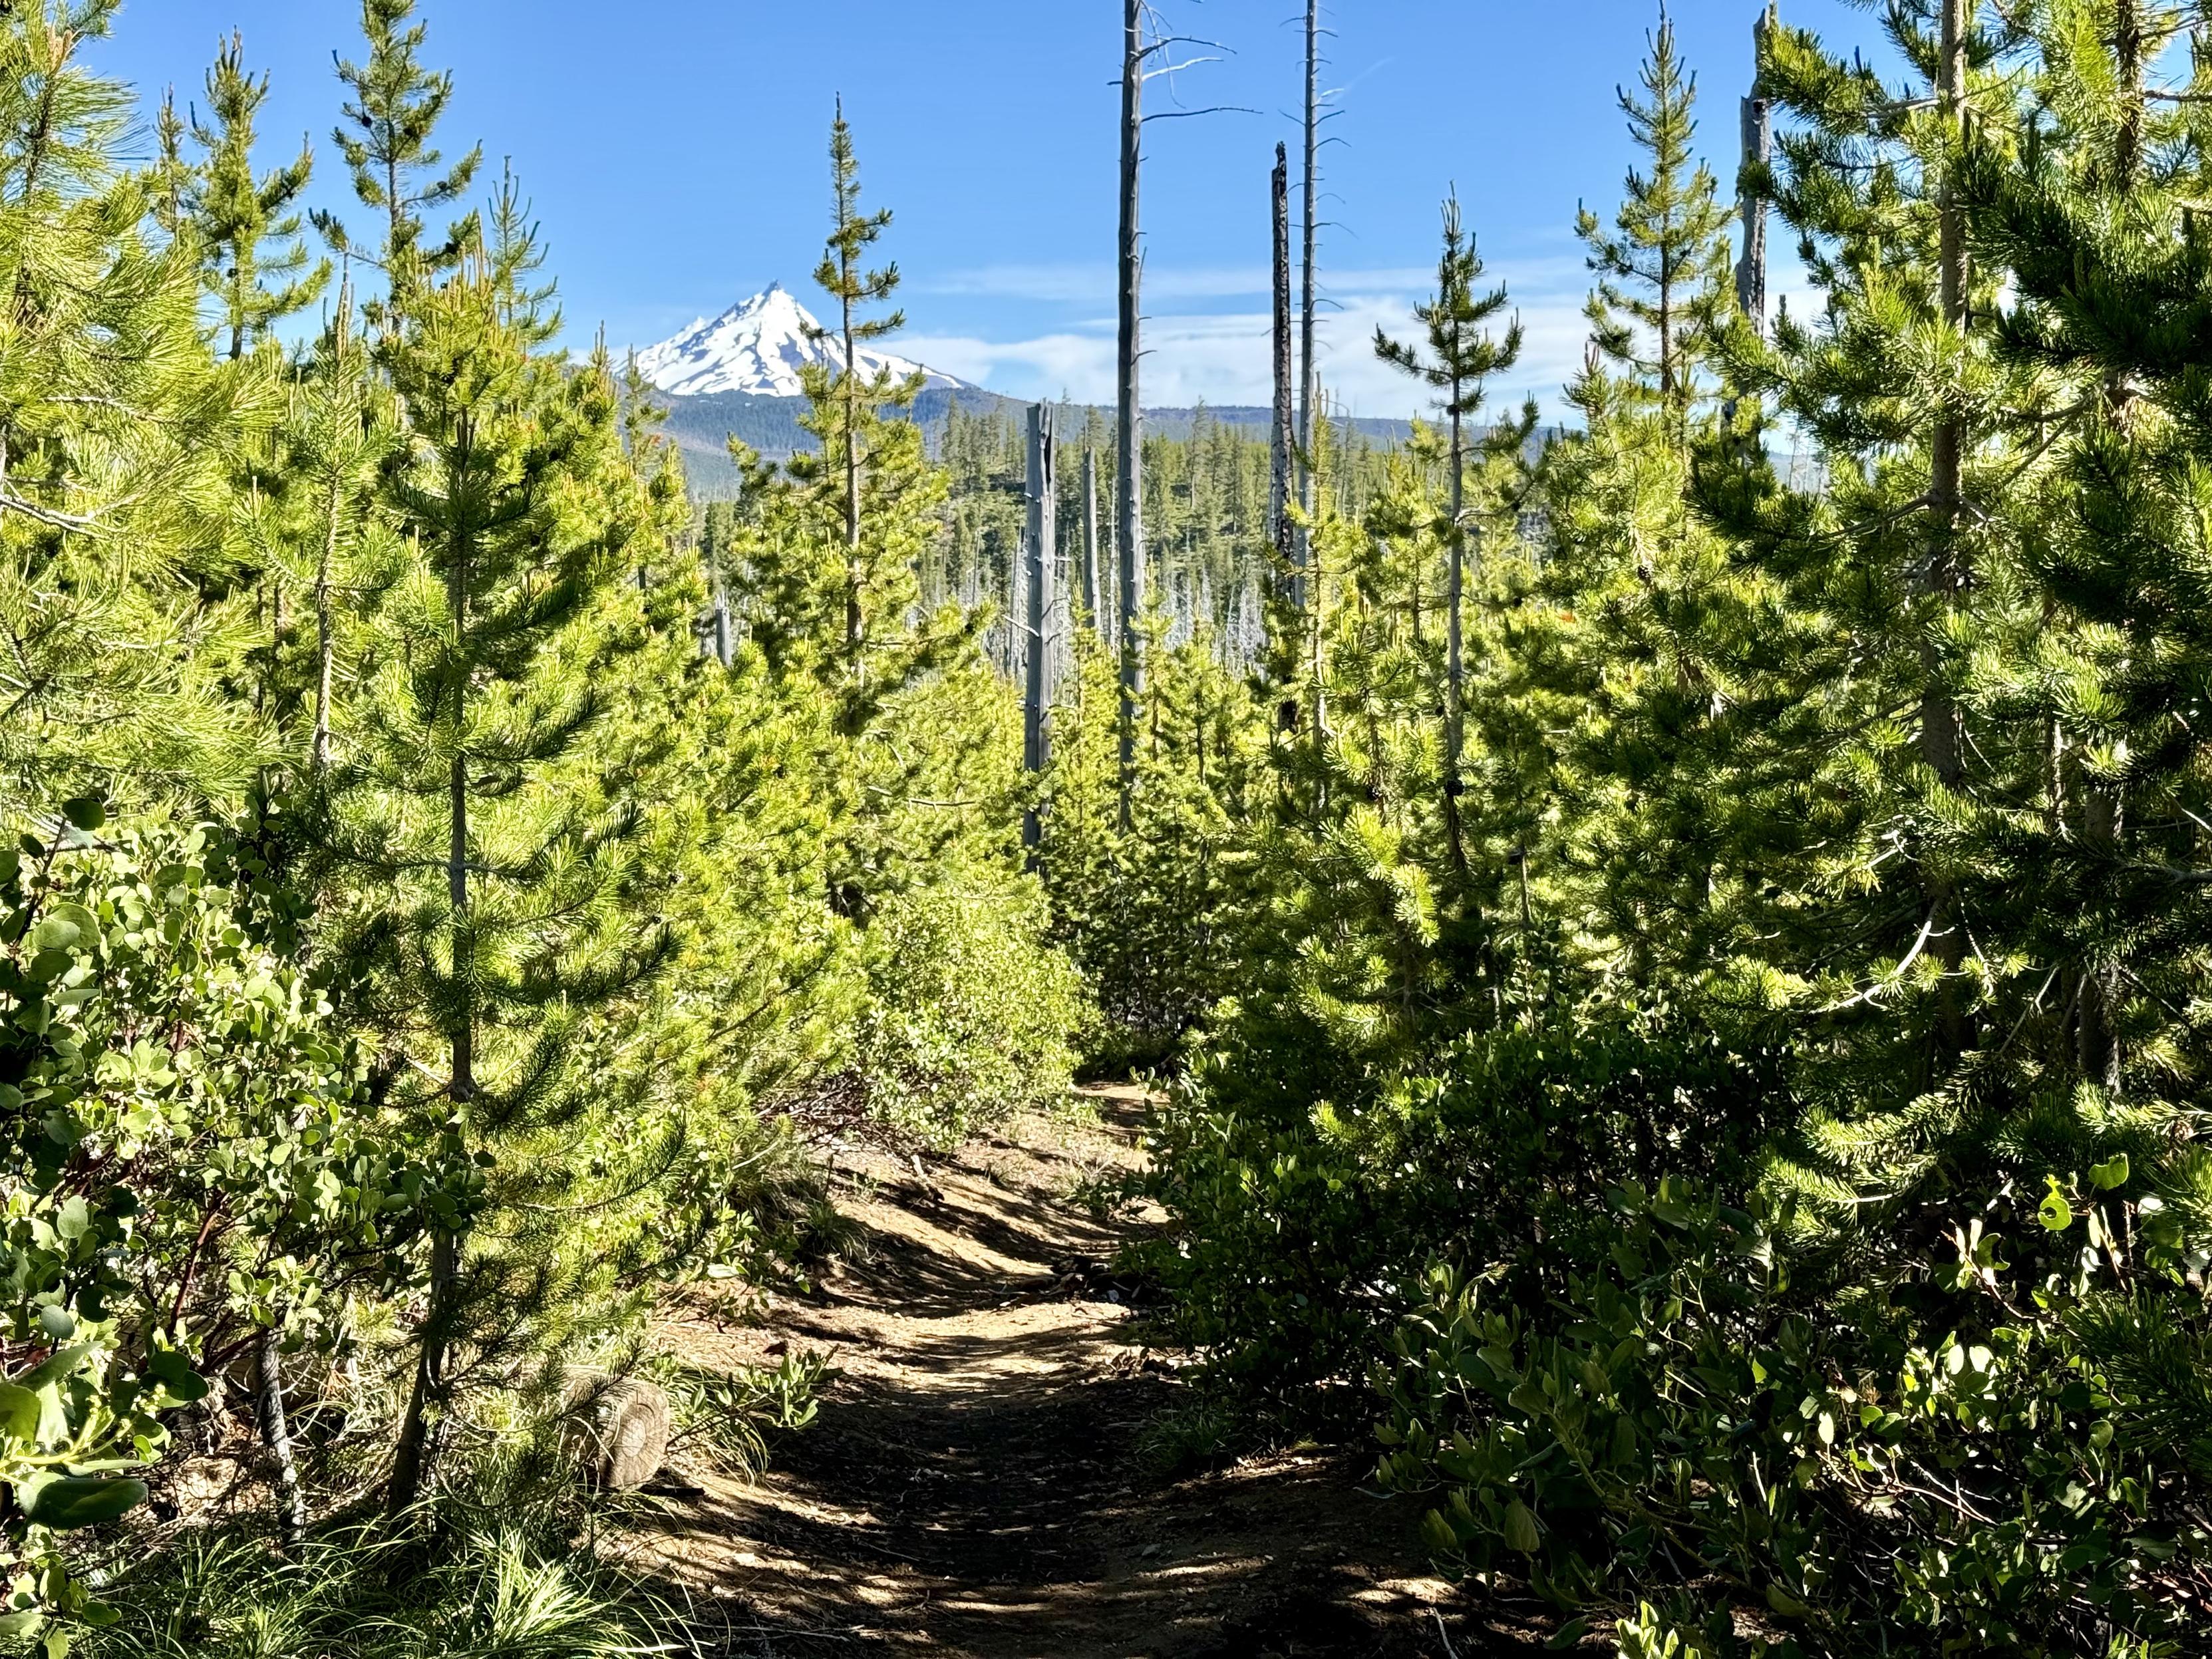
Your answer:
[633,284,966,398]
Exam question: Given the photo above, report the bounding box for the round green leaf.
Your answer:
[21,1475,148,1531]
[60,799,104,833]
[28,917,77,951]
[144,1348,208,1405]
[1766,1583,1812,1618]
[2090,1153,2131,1191]
[2039,1189,2074,1232]
[0,1382,38,1443]
[1502,1498,1540,1554]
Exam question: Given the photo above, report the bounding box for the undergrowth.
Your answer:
[85,1459,689,1659]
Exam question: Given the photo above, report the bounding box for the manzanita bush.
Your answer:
[0,808,443,1646]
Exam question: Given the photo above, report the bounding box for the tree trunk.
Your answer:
[1921,0,1971,1058]
[1271,142,1295,598]
[2078,0,2140,1090]
[1734,9,1772,338]
[312,480,339,776]
[259,1324,307,1551]
[390,440,477,1520]
[1444,397,1468,881]
[315,275,355,779]
[842,263,863,674]
[387,1225,457,1519]
[1023,403,1056,850]
[2114,0,2141,185]
[1117,0,1146,828]
[1296,0,1320,584]
[1081,446,1101,635]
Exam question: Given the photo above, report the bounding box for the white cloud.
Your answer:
[917,261,1490,306]
[905,255,1599,420]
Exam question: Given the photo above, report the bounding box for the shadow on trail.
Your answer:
[633,1094,1545,1658]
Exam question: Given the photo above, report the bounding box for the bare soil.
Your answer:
[624,1088,1549,1658]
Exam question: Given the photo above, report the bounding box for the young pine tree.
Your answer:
[1374,197,1523,883]
[1688,0,2037,1092]
[1529,15,1752,998]
[1575,9,1736,429]
[0,0,264,819]
[188,31,329,361]
[285,271,395,778]
[804,100,911,675]
[319,0,482,318]
[321,222,667,1515]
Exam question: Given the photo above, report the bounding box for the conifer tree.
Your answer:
[1523,15,1752,996]
[1117,0,1147,823]
[285,271,393,778]
[188,31,328,360]
[0,0,263,818]
[805,100,905,672]
[1375,198,1521,880]
[320,0,482,315]
[148,82,194,239]
[1575,10,1734,428]
[1680,0,2035,1090]
[319,219,663,1515]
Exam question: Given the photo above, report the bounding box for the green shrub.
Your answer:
[1137,1015,1787,1424]
[0,814,436,1641]
[1376,1170,2206,1656]
[854,879,1087,1145]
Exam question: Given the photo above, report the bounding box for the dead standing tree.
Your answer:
[1271,141,1294,591]
[1293,0,1341,598]
[1023,402,1059,851]
[1734,3,1774,336]
[1116,0,1241,826]
[1082,444,1102,635]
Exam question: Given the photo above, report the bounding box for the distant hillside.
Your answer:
[657,386,1021,497]
[657,388,1420,500]
[1144,405,1416,446]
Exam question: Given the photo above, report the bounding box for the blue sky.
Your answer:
[88,1,1894,419]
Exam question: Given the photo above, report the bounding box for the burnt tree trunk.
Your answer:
[1271,141,1295,599]
[1023,403,1058,850]
[1117,0,1147,826]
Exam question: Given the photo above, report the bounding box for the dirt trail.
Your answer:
[631,1090,1543,1658]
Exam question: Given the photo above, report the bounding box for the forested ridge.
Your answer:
[1,0,2209,1655]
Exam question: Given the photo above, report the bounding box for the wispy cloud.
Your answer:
[916,261,1485,306]
[904,254,1599,418]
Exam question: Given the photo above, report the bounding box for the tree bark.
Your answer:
[1081,445,1101,635]
[1117,0,1146,828]
[1734,9,1772,338]
[1296,0,1320,585]
[1023,403,1056,850]
[1921,0,1971,1058]
[259,1324,307,1551]
[1271,142,1295,598]
[387,1225,456,1519]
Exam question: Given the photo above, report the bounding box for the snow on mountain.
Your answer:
[633,284,968,398]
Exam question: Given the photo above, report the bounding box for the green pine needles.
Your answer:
[7,1,2212,1654]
